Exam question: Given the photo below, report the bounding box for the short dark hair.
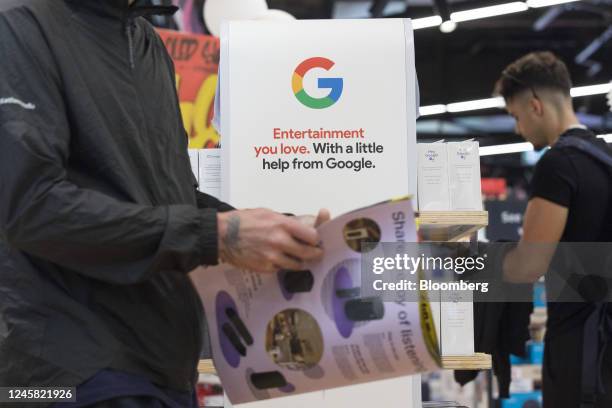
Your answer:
[494,51,572,100]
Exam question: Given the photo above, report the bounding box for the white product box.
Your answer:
[431,287,475,356]
[439,292,475,356]
[447,141,482,211]
[510,377,535,394]
[198,148,221,199]
[418,142,450,210]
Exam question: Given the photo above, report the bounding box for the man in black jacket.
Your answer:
[0,1,326,406]
[495,52,612,408]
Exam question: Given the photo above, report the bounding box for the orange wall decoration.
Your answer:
[157,29,220,149]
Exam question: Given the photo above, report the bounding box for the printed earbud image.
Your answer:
[320,259,364,338]
[226,307,254,345]
[222,322,246,356]
[342,217,381,253]
[344,227,369,240]
[334,287,361,299]
[282,270,314,293]
[245,367,296,399]
[250,371,289,390]
[344,297,385,321]
[265,309,324,371]
[216,291,252,368]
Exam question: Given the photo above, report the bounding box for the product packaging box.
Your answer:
[418,142,451,210]
[510,354,528,365]
[510,341,544,365]
[198,149,221,199]
[526,341,544,364]
[439,292,475,356]
[509,377,535,394]
[447,141,482,211]
[501,391,542,408]
[533,282,546,308]
[511,364,542,393]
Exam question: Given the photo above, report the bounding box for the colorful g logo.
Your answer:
[292,57,343,109]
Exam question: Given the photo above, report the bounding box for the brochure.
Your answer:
[190,197,440,404]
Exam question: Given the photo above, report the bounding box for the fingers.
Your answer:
[294,209,331,228]
[221,209,327,274]
[276,236,324,263]
[272,253,304,271]
[251,253,306,274]
[283,217,319,246]
[295,214,316,227]
[315,208,331,227]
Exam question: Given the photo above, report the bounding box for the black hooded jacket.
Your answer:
[0,0,232,394]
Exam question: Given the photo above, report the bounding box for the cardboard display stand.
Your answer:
[215,17,421,408]
[210,17,483,408]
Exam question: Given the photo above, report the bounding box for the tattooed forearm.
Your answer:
[221,214,241,261]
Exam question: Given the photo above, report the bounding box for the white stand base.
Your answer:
[224,375,422,408]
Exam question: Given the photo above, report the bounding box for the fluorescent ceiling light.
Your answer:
[447,97,505,113]
[598,134,612,143]
[421,83,612,116]
[480,135,610,157]
[450,2,528,22]
[440,20,458,33]
[570,83,612,97]
[412,15,443,30]
[419,104,447,116]
[527,0,579,8]
[413,0,581,31]
[480,142,533,156]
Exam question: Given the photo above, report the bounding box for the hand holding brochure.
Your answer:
[190,197,441,404]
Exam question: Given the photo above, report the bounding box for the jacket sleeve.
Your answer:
[196,190,235,212]
[0,12,219,285]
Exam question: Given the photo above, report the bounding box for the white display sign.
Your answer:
[217,18,418,216]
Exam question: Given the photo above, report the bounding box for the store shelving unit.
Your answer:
[198,359,216,375]
[418,210,492,372]
[441,353,492,370]
[198,210,492,408]
[417,211,489,242]
[199,354,493,375]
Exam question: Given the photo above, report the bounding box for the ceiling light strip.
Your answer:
[479,135,610,157]
[412,15,443,30]
[570,83,612,97]
[419,83,612,116]
[479,142,533,156]
[598,134,612,143]
[450,2,528,23]
[412,0,583,31]
[526,0,579,8]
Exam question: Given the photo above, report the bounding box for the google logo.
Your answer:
[292,57,343,109]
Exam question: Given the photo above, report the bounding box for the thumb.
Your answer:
[315,208,331,227]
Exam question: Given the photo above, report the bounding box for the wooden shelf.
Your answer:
[441,353,492,370]
[200,355,492,374]
[417,211,488,242]
[198,212,490,381]
[198,359,217,375]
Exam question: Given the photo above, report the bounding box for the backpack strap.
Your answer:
[581,303,612,408]
[554,136,612,168]
[554,132,612,406]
